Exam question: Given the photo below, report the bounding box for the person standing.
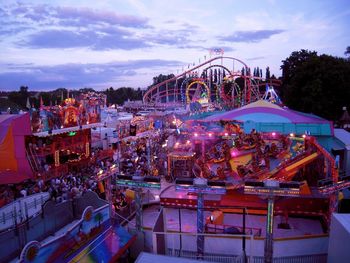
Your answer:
[338,190,344,213]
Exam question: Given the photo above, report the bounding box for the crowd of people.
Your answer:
[0,154,114,208]
[118,130,170,177]
[0,127,173,211]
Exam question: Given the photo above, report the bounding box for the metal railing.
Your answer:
[168,249,243,263]
[167,249,327,263]
[0,192,50,231]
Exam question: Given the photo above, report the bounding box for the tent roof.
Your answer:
[334,129,350,149]
[0,114,31,144]
[204,100,330,124]
[0,113,33,184]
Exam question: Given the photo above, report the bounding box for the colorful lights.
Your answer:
[68,131,76,136]
[271,132,276,137]
[289,133,295,137]
[194,133,198,137]
[85,142,90,157]
[208,133,212,137]
[302,134,306,138]
[54,150,60,167]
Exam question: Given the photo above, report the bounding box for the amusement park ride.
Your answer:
[143,54,349,261]
[11,56,349,263]
[143,56,281,109]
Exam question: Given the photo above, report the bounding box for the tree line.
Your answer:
[280,48,350,121]
[1,86,143,112]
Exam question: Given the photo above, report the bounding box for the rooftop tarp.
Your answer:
[0,113,33,184]
[203,100,333,136]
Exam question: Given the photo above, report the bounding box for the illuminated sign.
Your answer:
[244,186,300,197]
[68,131,77,136]
[116,179,161,189]
[176,185,226,195]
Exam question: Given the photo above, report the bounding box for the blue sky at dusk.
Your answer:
[0,0,349,91]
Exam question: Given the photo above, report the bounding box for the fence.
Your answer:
[150,208,328,263]
[167,249,327,263]
[0,192,50,232]
[0,190,108,263]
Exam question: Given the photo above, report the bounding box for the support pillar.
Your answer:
[135,189,143,231]
[147,139,151,170]
[264,196,274,263]
[197,192,204,258]
[105,176,114,224]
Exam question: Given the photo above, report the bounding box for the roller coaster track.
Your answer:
[143,56,250,104]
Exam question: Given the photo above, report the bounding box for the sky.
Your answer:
[0,0,349,91]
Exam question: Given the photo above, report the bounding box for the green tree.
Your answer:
[280,50,350,120]
[8,86,29,109]
[345,46,350,60]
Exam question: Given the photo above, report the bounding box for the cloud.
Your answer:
[1,3,155,50]
[54,6,149,28]
[2,3,208,51]
[143,27,199,46]
[0,59,183,90]
[246,56,266,61]
[5,3,149,28]
[0,26,32,36]
[23,28,151,50]
[219,29,285,43]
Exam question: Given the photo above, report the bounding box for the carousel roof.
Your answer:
[203,100,333,136]
[204,100,329,124]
